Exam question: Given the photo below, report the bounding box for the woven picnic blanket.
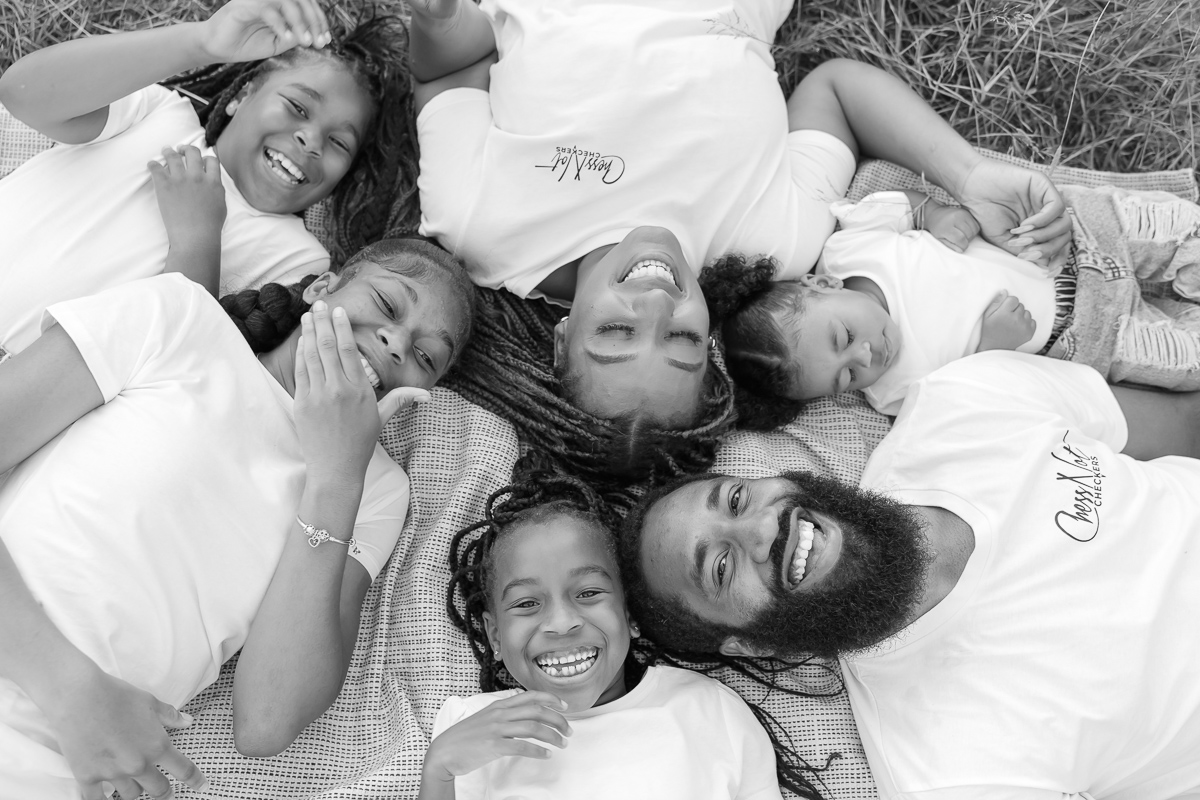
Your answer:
[2,102,1197,800]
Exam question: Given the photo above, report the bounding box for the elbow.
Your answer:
[232,715,306,758]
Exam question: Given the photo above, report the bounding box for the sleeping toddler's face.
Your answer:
[775,281,900,400]
[483,515,632,712]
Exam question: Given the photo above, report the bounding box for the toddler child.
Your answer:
[0,171,475,800]
[428,475,824,800]
[706,187,1200,423]
[0,0,409,356]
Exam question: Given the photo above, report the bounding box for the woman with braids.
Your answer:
[429,465,830,800]
[0,0,411,356]
[0,225,475,797]
[407,0,1071,435]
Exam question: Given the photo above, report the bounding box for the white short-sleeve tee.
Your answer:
[417,0,855,298]
[0,85,329,353]
[432,665,783,800]
[845,352,1200,800]
[0,274,407,711]
[818,192,1057,415]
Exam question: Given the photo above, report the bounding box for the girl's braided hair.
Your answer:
[700,254,809,431]
[166,3,416,265]
[221,237,476,355]
[443,288,736,503]
[447,459,838,800]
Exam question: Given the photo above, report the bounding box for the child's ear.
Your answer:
[302,272,340,304]
[224,82,256,117]
[552,317,569,368]
[798,273,844,292]
[718,636,775,658]
[483,611,503,660]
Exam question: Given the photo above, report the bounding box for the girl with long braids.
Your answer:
[0,228,475,797]
[432,465,832,800]
[0,0,411,356]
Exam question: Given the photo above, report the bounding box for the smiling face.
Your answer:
[774,277,901,400]
[483,514,633,712]
[555,227,710,428]
[305,260,460,393]
[215,58,375,215]
[632,471,929,658]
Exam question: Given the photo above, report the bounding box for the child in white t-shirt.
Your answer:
[707,188,1200,425]
[423,477,819,800]
[0,0,410,355]
[0,210,476,800]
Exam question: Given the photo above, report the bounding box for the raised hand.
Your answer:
[292,300,383,486]
[977,291,1036,352]
[423,691,572,785]
[955,158,1073,272]
[921,202,981,253]
[150,146,226,249]
[202,0,332,64]
[41,662,206,800]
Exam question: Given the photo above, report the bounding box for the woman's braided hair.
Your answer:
[443,288,735,502]
[700,254,809,431]
[447,459,838,800]
[166,2,416,265]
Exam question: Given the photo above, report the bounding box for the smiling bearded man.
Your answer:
[619,351,1200,800]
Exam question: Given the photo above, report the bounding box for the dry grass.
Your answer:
[2,0,1198,173]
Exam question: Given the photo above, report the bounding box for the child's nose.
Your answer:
[853,341,873,369]
[378,324,411,364]
[294,127,320,156]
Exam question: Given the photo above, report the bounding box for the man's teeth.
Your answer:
[265,148,306,184]
[359,356,381,390]
[620,260,677,288]
[788,519,816,586]
[534,646,598,677]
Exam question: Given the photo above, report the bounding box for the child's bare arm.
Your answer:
[408,0,497,85]
[0,0,330,144]
[786,59,1071,271]
[977,291,1036,352]
[901,191,981,253]
[150,146,226,297]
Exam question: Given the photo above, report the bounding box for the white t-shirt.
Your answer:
[818,192,1057,415]
[432,665,784,800]
[417,0,856,298]
[0,274,406,712]
[845,352,1200,800]
[0,84,329,353]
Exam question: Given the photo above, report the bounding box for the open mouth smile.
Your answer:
[619,259,679,290]
[534,646,599,678]
[264,147,308,185]
[782,509,822,589]
[358,351,382,390]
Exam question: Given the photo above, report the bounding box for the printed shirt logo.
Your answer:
[1050,431,1105,542]
[536,145,625,184]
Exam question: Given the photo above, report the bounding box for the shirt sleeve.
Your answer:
[416,88,491,253]
[91,85,178,144]
[346,444,409,581]
[41,274,201,402]
[831,191,915,232]
[899,351,1128,452]
[776,129,857,279]
[711,683,785,800]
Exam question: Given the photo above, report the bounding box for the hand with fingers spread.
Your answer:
[202,0,332,63]
[977,290,1036,353]
[421,691,572,792]
[954,158,1073,273]
[149,145,227,295]
[920,202,982,253]
[39,659,206,800]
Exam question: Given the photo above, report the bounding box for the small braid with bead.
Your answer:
[165,3,415,265]
[446,459,837,800]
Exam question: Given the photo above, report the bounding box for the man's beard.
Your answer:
[740,471,930,660]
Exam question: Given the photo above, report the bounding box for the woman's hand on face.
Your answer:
[42,664,205,800]
[202,0,331,63]
[293,300,385,487]
[423,692,572,783]
[954,158,1073,273]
